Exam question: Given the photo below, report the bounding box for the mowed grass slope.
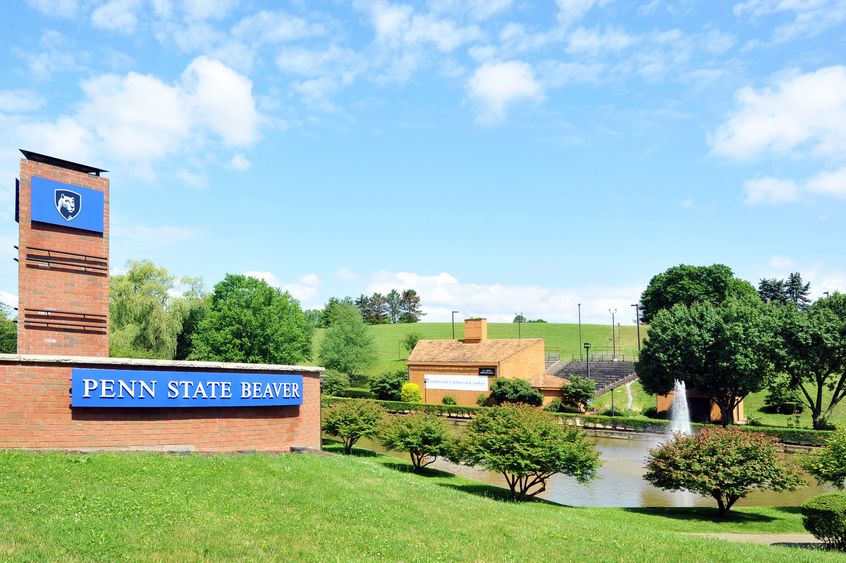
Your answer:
[0,449,839,561]
[311,322,641,376]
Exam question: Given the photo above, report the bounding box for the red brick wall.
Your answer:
[17,158,110,356]
[0,361,321,452]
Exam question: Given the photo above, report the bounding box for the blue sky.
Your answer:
[1,0,845,323]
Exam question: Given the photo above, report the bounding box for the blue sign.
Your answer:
[71,369,303,408]
[31,176,104,233]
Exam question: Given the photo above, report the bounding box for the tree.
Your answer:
[639,264,758,323]
[370,369,408,401]
[786,272,811,310]
[513,314,527,323]
[636,299,775,425]
[321,370,351,396]
[110,260,182,358]
[171,277,209,360]
[451,405,600,500]
[771,293,846,429]
[322,400,385,454]
[645,427,803,516]
[321,297,356,328]
[758,278,788,305]
[561,376,595,412]
[190,274,313,364]
[0,303,16,354]
[386,289,402,324]
[490,378,543,406]
[318,304,376,377]
[403,331,422,353]
[400,382,423,403]
[399,289,425,323]
[379,413,451,471]
[802,430,846,490]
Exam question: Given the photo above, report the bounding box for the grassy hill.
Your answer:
[311,322,641,377]
[0,448,839,561]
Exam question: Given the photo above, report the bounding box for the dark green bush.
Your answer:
[764,378,804,415]
[335,387,373,399]
[370,369,407,401]
[490,378,543,406]
[441,395,457,406]
[321,370,350,396]
[642,406,669,420]
[561,376,595,410]
[801,493,846,550]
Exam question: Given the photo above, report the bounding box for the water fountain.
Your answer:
[670,379,692,435]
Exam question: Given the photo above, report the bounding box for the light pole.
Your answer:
[451,310,459,339]
[584,342,591,380]
[609,308,617,360]
[578,303,582,361]
[631,303,641,353]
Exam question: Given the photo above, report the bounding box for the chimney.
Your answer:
[464,318,487,343]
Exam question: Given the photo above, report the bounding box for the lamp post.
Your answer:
[451,310,459,339]
[824,291,831,298]
[609,308,617,360]
[631,303,641,353]
[578,303,582,361]
[584,342,591,380]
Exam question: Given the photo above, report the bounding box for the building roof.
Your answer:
[20,149,108,176]
[407,338,543,365]
[524,372,570,390]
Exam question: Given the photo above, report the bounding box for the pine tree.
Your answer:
[399,289,425,323]
[386,289,402,324]
[785,272,811,310]
[758,278,788,305]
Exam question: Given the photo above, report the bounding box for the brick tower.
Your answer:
[16,150,110,356]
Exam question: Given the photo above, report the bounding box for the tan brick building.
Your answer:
[407,318,564,406]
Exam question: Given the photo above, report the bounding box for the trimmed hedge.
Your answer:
[334,387,373,399]
[321,397,834,445]
[801,493,846,550]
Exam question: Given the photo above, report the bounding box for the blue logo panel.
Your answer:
[31,176,104,233]
[71,369,304,408]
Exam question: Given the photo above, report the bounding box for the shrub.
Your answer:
[370,369,407,401]
[489,378,543,406]
[561,376,595,411]
[802,429,846,490]
[335,387,373,399]
[645,426,804,516]
[642,406,668,420]
[801,493,846,550]
[321,370,350,396]
[544,398,562,412]
[441,395,457,406]
[451,405,600,501]
[476,393,491,406]
[322,400,385,454]
[400,382,423,403]
[380,413,452,471]
[764,377,804,415]
[403,332,422,353]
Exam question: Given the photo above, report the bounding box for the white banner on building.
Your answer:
[424,374,489,392]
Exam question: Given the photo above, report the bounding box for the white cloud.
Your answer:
[366,270,641,323]
[244,271,280,287]
[277,46,366,107]
[701,28,735,54]
[429,0,514,20]
[467,60,543,125]
[743,176,799,204]
[336,268,361,283]
[538,61,604,87]
[566,26,637,55]
[112,224,200,248]
[806,166,846,198]
[0,291,17,313]
[91,0,142,34]
[243,271,321,304]
[768,256,794,270]
[556,0,611,28]
[176,169,208,189]
[712,66,846,160]
[0,90,44,113]
[734,0,846,41]
[229,154,251,170]
[27,0,78,18]
[14,30,78,81]
[232,10,325,43]
[362,1,482,52]
[181,0,238,21]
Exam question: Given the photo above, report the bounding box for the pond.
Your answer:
[354,430,833,508]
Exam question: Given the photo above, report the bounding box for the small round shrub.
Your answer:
[370,369,407,401]
[489,378,543,406]
[544,398,563,412]
[764,378,804,415]
[400,382,423,403]
[642,406,669,420]
[321,370,350,396]
[801,493,846,550]
[476,393,490,406]
[441,395,457,406]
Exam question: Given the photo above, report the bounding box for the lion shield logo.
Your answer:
[54,189,81,221]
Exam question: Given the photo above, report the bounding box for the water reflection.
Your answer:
[354,432,833,508]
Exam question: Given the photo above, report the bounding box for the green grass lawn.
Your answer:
[0,448,839,561]
[310,322,641,377]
